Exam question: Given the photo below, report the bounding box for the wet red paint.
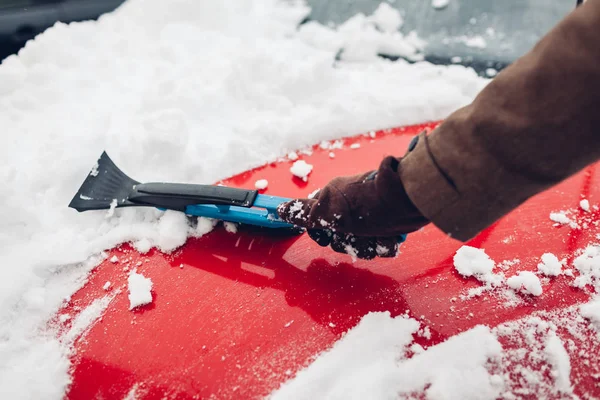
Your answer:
[61,123,600,399]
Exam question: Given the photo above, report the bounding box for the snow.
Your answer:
[0,0,491,397]
[298,3,424,63]
[493,309,583,397]
[550,211,571,225]
[368,3,403,33]
[319,141,331,149]
[393,326,504,400]
[155,210,189,252]
[106,199,118,218]
[580,199,590,212]
[61,295,114,345]
[103,281,111,291]
[506,271,543,296]
[485,68,497,78]
[133,237,152,254]
[580,297,600,329]
[344,244,359,262]
[272,314,504,400]
[432,0,450,10]
[255,179,269,190]
[463,36,487,49]
[127,270,153,310]
[191,217,218,238]
[544,332,573,393]
[290,160,314,181]
[223,222,238,234]
[376,244,390,256]
[349,143,361,149]
[270,312,419,399]
[572,245,600,290]
[453,246,495,280]
[453,246,509,298]
[537,253,562,277]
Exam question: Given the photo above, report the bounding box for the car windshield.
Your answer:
[306,0,575,72]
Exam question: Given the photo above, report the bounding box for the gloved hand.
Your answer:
[277,156,429,259]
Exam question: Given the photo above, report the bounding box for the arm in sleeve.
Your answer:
[399,0,600,241]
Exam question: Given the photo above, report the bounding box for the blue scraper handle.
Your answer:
[185,194,294,229]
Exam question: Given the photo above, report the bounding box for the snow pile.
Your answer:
[494,313,577,397]
[297,3,424,63]
[550,211,572,225]
[506,271,543,296]
[453,247,558,299]
[271,312,504,400]
[0,0,489,397]
[537,253,562,277]
[548,205,600,230]
[190,217,219,238]
[223,222,238,234]
[255,179,269,190]
[580,297,600,329]
[392,326,504,399]
[270,312,420,399]
[127,270,153,310]
[453,246,505,297]
[462,36,487,49]
[573,245,600,290]
[485,68,497,78]
[453,246,496,279]
[544,332,572,393]
[290,160,314,181]
[432,0,450,10]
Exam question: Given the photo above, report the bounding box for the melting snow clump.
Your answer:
[432,0,450,10]
[134,238,152,254]
[454,246,495,280]
[290,160,313,181]
[454,246,506,298]
[127,270,153,310]
[255,179,269,190]
[572,245,600,289]
[223,222,238,234]
[272,313,504,400]
[544,332,573,394]
[485,68,497,77]
[191,217,218,238]
[550,211,571,225]
[507,271,543,296]
[537,253,562,277]
[580,199,590,212]
[368,3,403,33]
[580,297,600,329]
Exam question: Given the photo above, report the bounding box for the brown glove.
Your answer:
[277,156,429,259]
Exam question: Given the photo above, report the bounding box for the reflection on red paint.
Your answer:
[63,123,600,399]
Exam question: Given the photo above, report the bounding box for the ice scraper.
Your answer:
[69,152,408,244]
[69,152,295,229]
